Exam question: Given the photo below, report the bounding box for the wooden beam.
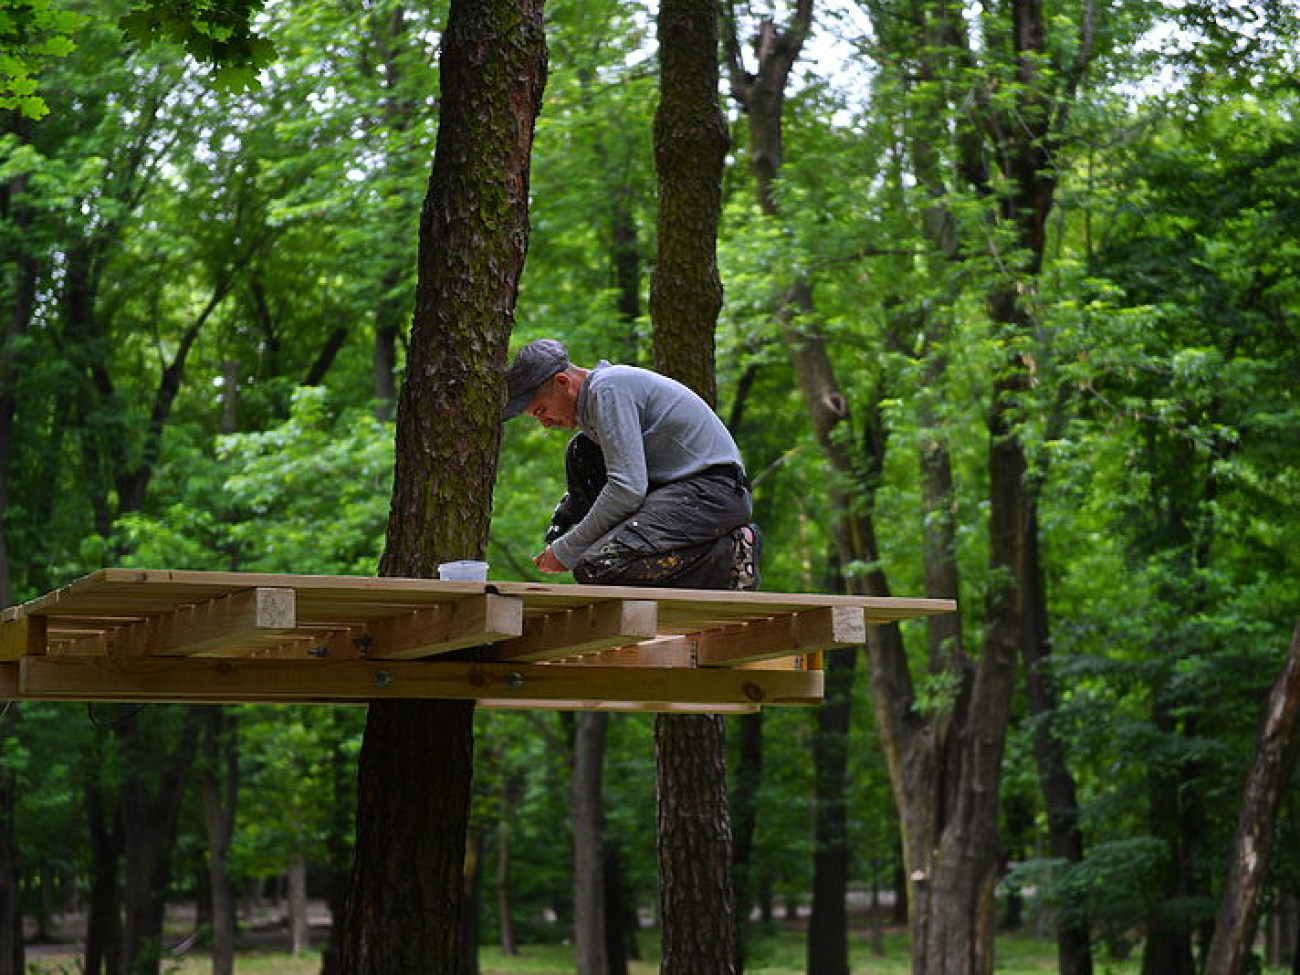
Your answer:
[18,656,823,707]
[0,612,45,661]
[694,606,866,667]
[51,587,297,658]
[0,662,17,698]
[487,600,658,662]
[576,636,695,668]
[478,699,760,714]
[362,595,524,659]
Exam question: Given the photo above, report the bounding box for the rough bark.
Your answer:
[573,712,610,975]
[649,0,728,398]
[1205,624,1300,974]
[337,0,545,970]
[656,715,735,975]
[649,0,735,972]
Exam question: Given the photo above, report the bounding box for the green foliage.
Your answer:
[0,0,83,118]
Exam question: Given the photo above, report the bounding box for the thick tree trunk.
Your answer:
[807,649,855,975]
[649,0,735,971]
[656,715,735,975]
[337,0,545,971]
[200,708,238,975]
[573,712,610,975]
[648,0,727,399]
[1205,624,1300,974]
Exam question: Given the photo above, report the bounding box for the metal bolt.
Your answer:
[505,672,524,690]
[374,669,394,688]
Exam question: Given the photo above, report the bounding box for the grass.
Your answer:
[22,928,1293,974]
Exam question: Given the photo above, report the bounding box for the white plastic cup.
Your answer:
[437,560,490,581]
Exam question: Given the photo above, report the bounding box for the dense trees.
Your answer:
[2,0,1300,973]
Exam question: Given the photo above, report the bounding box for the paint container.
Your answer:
[437,560,490,581]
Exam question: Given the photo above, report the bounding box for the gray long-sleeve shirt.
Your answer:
[548,363,745,568]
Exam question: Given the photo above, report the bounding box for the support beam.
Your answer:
[488,600,658,662]
[694,606,866,667]
[362,594,524,659]
[0,612,45,661]
[18,656,823,707]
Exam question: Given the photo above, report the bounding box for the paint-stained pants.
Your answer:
[546,434,751,589]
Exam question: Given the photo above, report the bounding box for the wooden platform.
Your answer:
[0,569,955,712]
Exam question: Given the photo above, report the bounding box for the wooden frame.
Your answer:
[0,569,956,710]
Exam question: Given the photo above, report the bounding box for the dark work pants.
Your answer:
[546,434,751,589]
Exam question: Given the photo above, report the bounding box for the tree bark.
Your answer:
[288,854,310,957]
[337,0,545,970]
[200,708,239,975]
[656,715,735,975]
[649,0,735,973]
[0,703,21,975]
[573,712,610,975]
[730,710,764,971]
[1205,624,1300,974]
[119,707,203,975]
[807,649,855,975]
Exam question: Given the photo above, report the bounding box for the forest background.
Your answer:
[2,0,1299,973]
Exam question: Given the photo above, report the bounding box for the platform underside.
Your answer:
[1,569,955,712]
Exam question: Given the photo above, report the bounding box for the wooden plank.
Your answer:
[363,595,524,659]
[694,606,866,667]
[0,613,45,661]
[55,587,298,657]
[488,600,658,662]
[478,699,760,714]
[18,656,823,707]
[576,636,695,668]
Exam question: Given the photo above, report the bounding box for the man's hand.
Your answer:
[533,545,567,574]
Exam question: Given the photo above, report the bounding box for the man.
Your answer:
[503,338,761,590]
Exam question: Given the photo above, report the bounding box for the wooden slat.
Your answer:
[0,613,45,661]
[488,600,658,662]
[18,656,823,707]
[694,606,866,667]
[576,636,695,668]
[478,699,760,714]
[363,595,524,659]
[0,662,18,697]
[55,587,297,657]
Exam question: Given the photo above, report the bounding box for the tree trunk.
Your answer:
[730,710,764,971]
[319,710,355,975]
[1204,624,1300,974]
[807,649,855,975]
[0,703,21,975]
[200,708,239,975]
[496,814,517,956]
[83,744,124,975]
[337,0,545,970]
[573,712,610,975]
[649,0,735,972]
[119,707,203,975]
[656,715,735,975]
[288,854,310,957]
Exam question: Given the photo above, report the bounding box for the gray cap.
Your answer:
[503,339,571,419]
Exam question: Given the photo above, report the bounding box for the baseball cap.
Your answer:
[503,339,571,419]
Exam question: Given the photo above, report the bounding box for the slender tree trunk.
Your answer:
[1205,623,1300,974]
[0,703,21,975]
[807,649,855,975]
[573,712,610,975]
[337,0,545,970]
[83,747,124,975]
[320,710,355,975]
[496,816,517,956]
[730,710,763,971]
[200,708,238,975]
[288,854,310,957]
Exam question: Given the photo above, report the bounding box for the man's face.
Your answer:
[526,373,579,429]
